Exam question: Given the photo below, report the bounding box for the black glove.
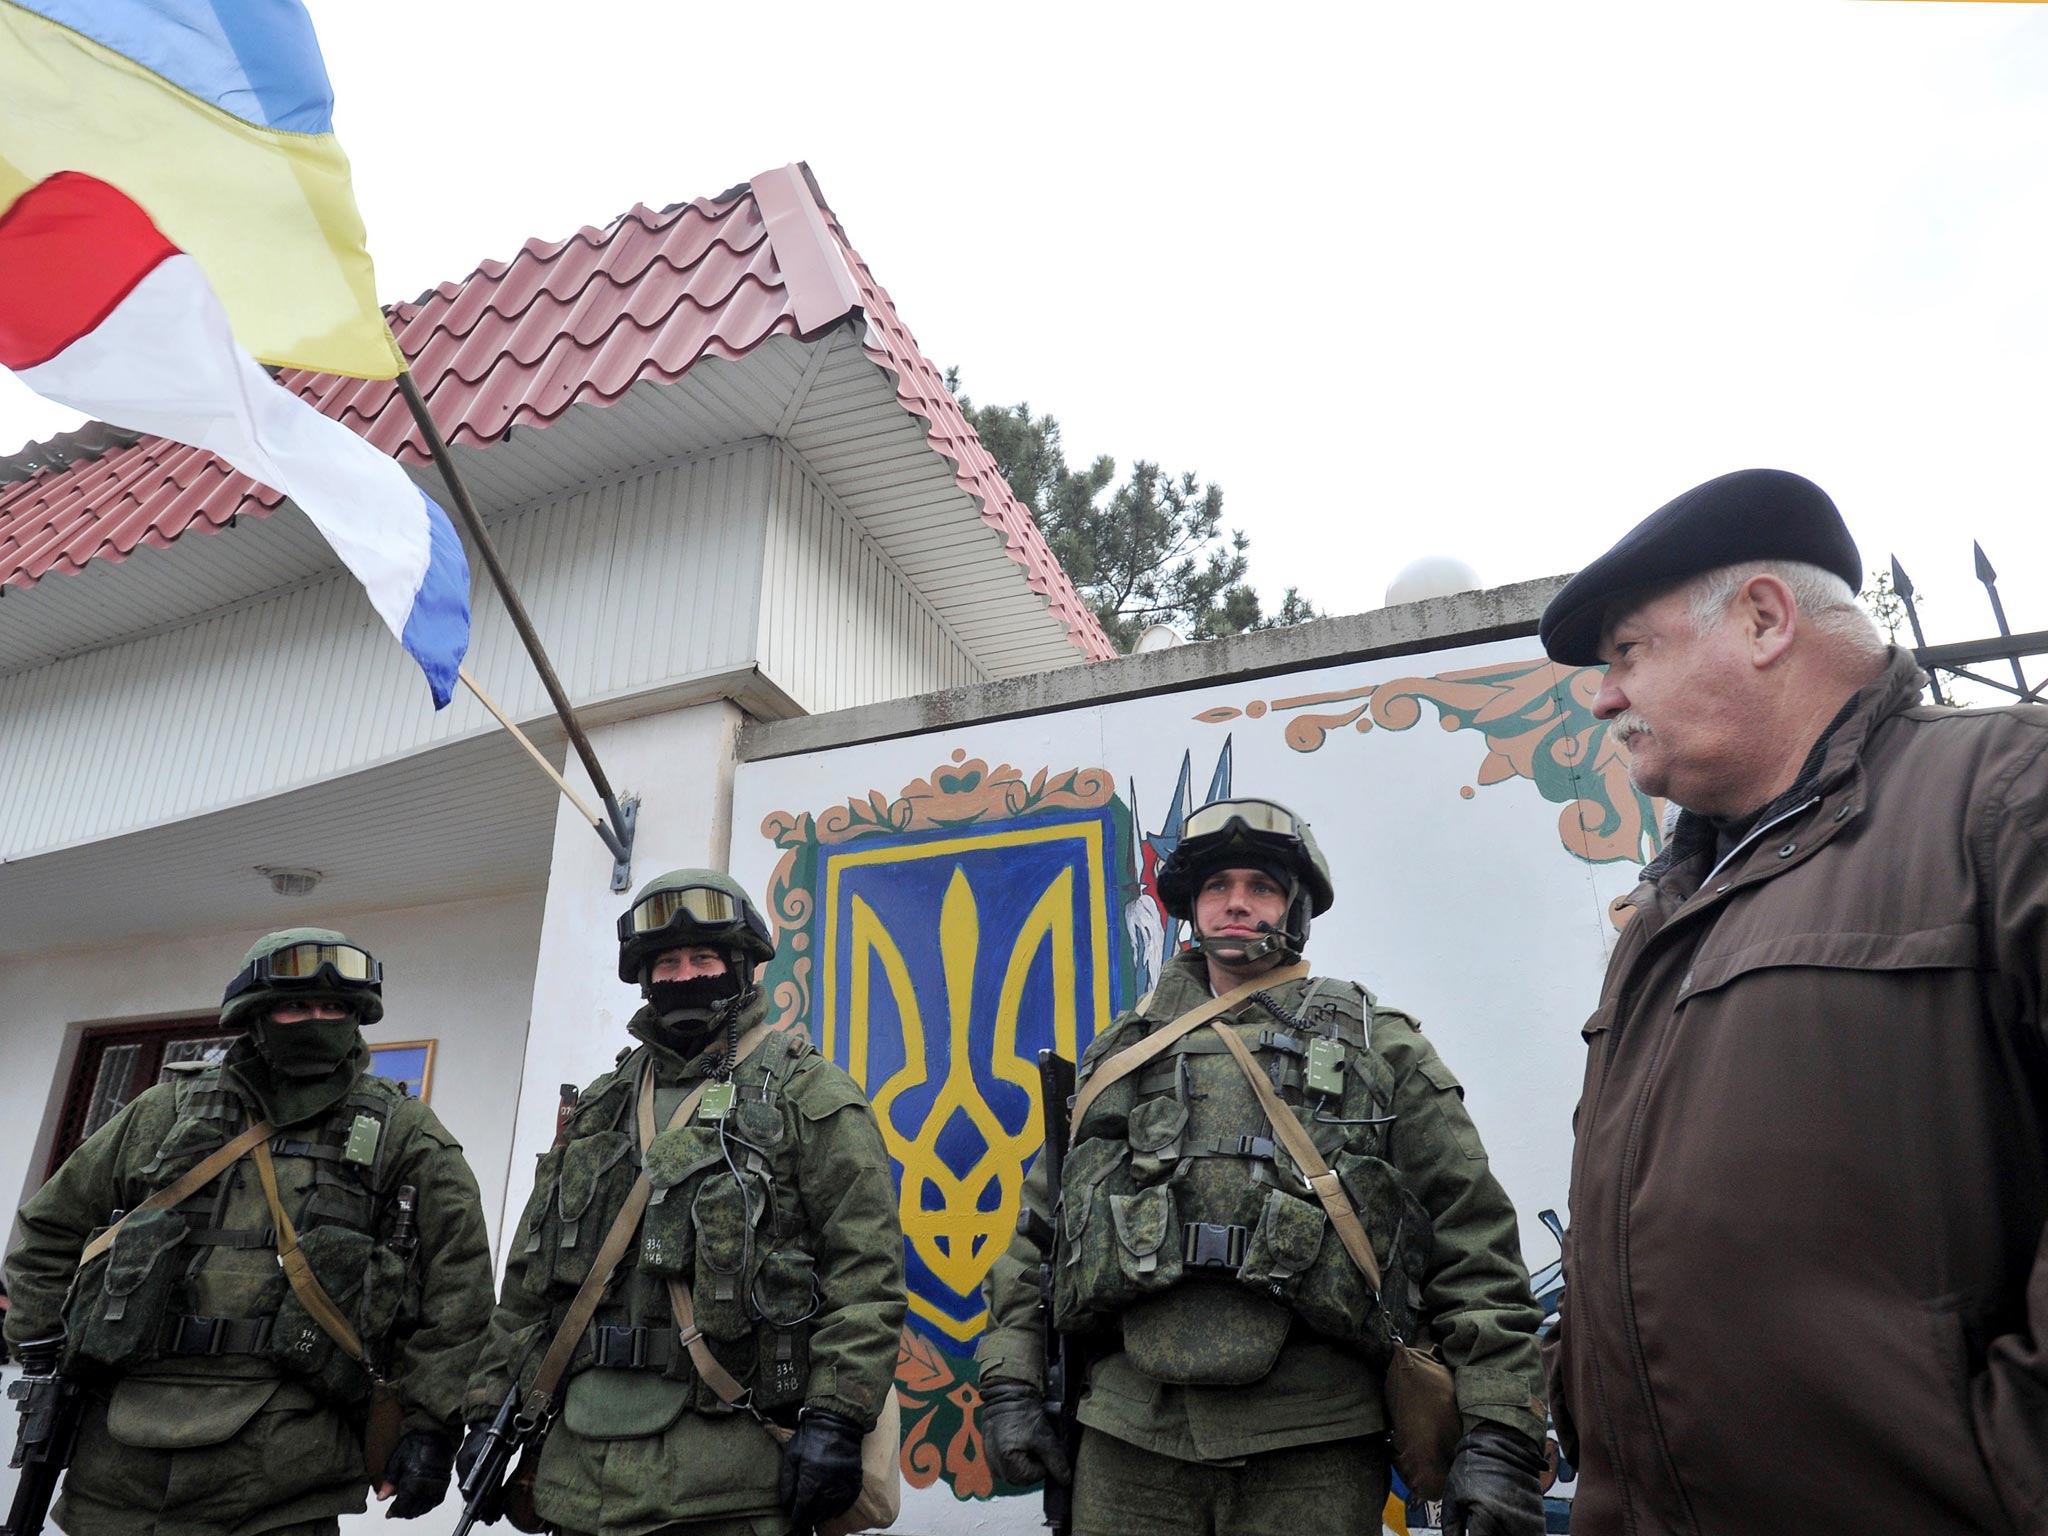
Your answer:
[779,1407,866,1527]
[381,1429,456,1520]
[979,1376,1071,1488]
[1440,1422,1547,1536]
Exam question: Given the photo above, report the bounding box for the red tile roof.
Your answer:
[0,163,1114,661]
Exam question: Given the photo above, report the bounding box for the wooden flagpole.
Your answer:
[394,371,634,875]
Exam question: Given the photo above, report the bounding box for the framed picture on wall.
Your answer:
[368,1039,436,1102]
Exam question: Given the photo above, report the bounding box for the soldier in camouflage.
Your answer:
[459,870,904,1536]
[3,927,495,1535]
[979,799,1549,1536]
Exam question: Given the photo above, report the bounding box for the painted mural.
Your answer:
[736,641,1655,1534]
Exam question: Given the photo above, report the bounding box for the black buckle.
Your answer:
[1181,1222,1249,1271]
[593,1324,650,1368]
[170,1315,226,1356]
[1255,1029,1306,1058]
[1228,1135,1275,1160]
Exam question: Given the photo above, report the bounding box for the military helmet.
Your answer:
[1156,798,1334,953]
[616,869,776,984]
[220,927,385,1029]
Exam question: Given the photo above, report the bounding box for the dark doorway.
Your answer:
[46,1017,242,1179]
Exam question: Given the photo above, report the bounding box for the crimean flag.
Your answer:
[0,0,405,378]
[0,173,471,707]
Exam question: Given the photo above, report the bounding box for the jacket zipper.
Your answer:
[1609,794,1821,1534]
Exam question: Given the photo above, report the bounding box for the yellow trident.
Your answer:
[852,863,1082,1336]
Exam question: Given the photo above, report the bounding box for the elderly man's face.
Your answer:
[1593,585,1759,815]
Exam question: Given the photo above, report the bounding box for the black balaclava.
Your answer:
[642,955,747,1058]
[251,1005,363,1080]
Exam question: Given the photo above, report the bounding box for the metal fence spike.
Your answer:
[1890,555,1914,600]
[1974,541,1998,585]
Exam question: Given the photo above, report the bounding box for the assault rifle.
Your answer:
[1019,1049,1079,1536]
[453,1388,543,1536]
[3,1357,84,1536]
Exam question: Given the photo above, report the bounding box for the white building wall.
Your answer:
[0,444,775,862]
[759,444,985,714]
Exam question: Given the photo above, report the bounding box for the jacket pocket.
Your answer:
[69,1208,190,1369]
[1680,924,1979,1003]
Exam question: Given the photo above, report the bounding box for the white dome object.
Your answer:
[1133,624,1185,653]
[1385,555,1482,607]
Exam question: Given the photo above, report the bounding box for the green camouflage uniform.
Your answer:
[980,951,1544,1533]
[3,1038,493,1536]
[464,990,905,1536]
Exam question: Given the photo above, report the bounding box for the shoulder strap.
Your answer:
[1068,962,1310,1141]
[250,1139,366,1361]
[1207,1021,1384,1296]
[521,1019,779,1420]
[76,1119,275,1270]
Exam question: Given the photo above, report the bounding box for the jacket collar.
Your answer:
[627,989,769,1077]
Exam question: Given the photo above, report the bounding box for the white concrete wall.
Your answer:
[502,700,747,1232]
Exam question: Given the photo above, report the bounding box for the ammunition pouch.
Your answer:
[67,1208,190,1370]
[1122,1285,1292,1385]
[691,1168,769,1343]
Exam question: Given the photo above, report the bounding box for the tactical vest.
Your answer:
[64,1068,417,1403]
[1053,978,1431,1386]
[516,1031,825,1420]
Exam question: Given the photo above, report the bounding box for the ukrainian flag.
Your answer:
[0,0,405,379]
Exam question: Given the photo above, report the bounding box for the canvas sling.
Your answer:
[1207,1020,1463,1498]
[76,1121,276,1269]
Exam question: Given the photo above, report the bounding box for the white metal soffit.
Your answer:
[0,726,563,956]
[0,327,1088,682]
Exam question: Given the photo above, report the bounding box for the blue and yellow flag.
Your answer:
[0,0,405,379]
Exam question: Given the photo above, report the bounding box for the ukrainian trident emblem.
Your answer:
[762,758,1132,1344]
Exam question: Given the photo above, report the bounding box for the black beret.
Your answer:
[1538,468,1861,665]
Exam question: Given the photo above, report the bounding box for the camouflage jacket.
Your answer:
[980,953,1546,1462]
[465,995,905,1536]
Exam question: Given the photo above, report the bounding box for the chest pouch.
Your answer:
[68,1208,190,1370]
[1052,1136,1134,1332]
[540,1130,635,1294]
[639,1124,723,1278]
[270,1225,379,1403]
[691,1164,769,1342]
[1126,1092,1189,1186]
[1109,1184,1183,1296]
[751,1244,818,1412]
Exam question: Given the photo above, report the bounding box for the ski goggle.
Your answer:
[1182,799,1304,842]
[222,942,381,1004]
[617,886,743,944]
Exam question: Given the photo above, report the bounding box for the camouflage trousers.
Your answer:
[1072,1427,1391,1536]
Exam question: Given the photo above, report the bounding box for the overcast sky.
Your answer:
[5,0,2046,640]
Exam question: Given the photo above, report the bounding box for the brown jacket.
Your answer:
[1550,649,2048,1536]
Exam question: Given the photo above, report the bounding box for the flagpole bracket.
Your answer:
[607,796,640,894]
